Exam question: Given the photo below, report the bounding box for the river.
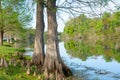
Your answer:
[25,42,120,80]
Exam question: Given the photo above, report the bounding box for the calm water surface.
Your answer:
[25,42,120,80]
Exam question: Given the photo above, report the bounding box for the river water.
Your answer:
[25,42,120,80]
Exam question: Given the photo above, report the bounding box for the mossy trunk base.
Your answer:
[44,56,72,80]
[32,54,44,66]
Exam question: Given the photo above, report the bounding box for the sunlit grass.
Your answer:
[0,42,39,80]
[0,42,74,80]
[0,42,25,55]
[0,65,39,80]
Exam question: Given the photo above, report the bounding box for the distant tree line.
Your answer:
[63,12,120,40]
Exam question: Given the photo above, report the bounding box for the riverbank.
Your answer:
[0,42,38,80]
[0,42,25,55]
[0,42,75,80]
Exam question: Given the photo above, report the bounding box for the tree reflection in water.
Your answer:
[64,38,120,62]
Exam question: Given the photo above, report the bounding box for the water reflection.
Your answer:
[64,38,120,63]
[23,39,120,80]
[63,38,120,79]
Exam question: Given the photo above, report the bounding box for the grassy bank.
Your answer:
[0,42,38,80]
[0,66,39,80]
[0,42,48,80]
[0,42,75,80]
[0,42,25,55]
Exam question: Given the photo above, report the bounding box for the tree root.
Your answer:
[43,58,72,80]
[0,57,8,67]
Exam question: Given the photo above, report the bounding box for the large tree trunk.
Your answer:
[0,30,3,45]
[32,0,45,66]
[44,0,72,79]
[0,0,3,45]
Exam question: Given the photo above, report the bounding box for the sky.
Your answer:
[31,0,119,32]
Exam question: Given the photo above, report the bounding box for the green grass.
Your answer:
[0,65,40,80]
[0,42,40,80]
[0,42,25,56]
[0,42,74,80]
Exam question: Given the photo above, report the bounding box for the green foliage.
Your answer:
[64,26,75,36]
[63,9,120,64]
[63,14,90,38]
[111,12,120,27]
[0,0,32,42]
[63,11,120,39]
[95,19,103,31]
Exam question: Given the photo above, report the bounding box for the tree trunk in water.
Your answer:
[44,0,72,79]
[0,30,3,45]
[32,0,45,66]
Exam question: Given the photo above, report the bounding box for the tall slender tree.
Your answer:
[44,0,71,79]
[0,0,31,45]
[32,0,45,66]
[0,0,3,45]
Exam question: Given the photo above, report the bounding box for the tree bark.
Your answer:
[0,0,3,45]
[44,0,72,79]
[0,30,3,45]
[32,0,45,66]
